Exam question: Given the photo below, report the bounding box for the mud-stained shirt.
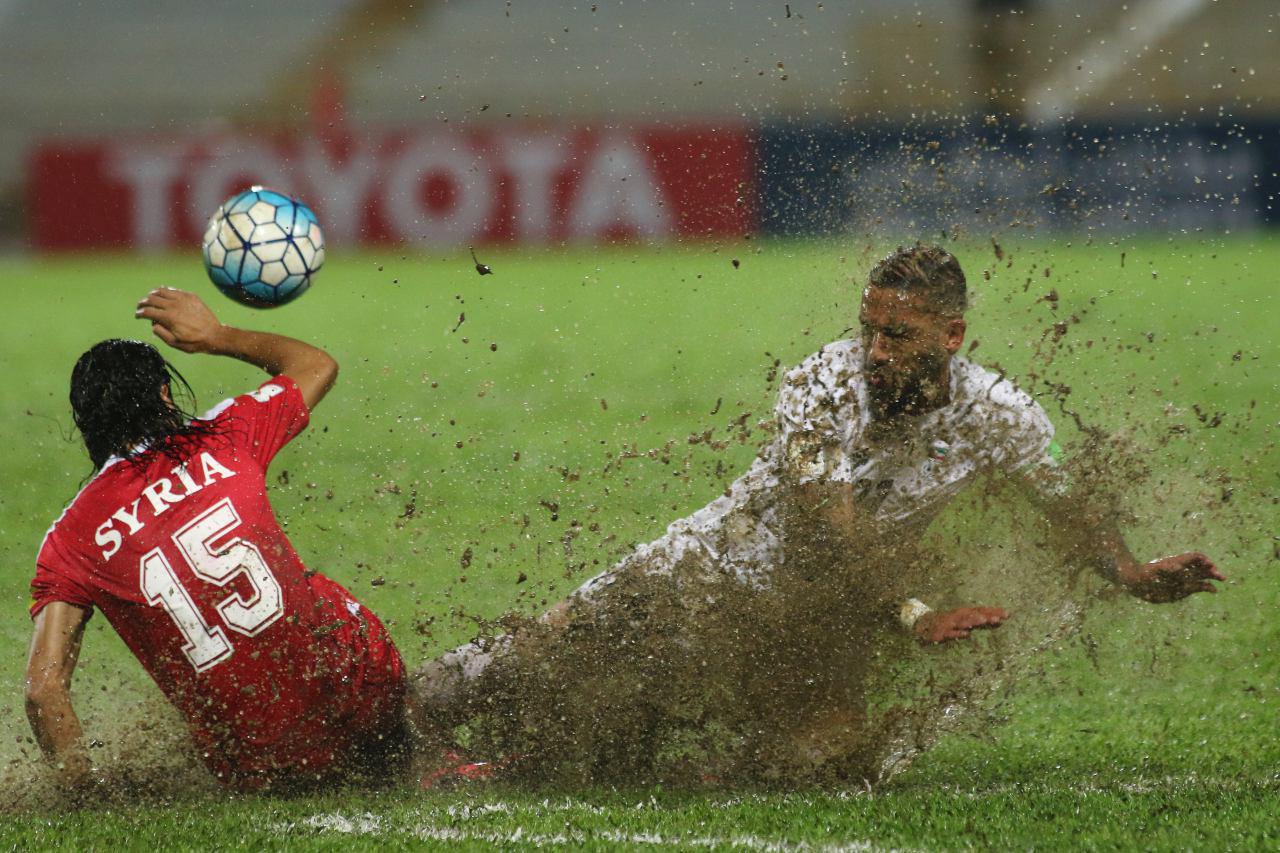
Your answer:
[627,338,1059,587]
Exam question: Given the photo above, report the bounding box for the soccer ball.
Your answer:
[201,187,325,308]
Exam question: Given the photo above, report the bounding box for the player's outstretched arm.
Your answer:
[25,602,92,788]
[1024,482,1226,603]
[135,287,339,410]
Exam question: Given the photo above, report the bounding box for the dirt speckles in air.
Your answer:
[470,248,493,276]
[539,499,560,522]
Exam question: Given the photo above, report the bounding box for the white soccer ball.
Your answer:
[201,186,325,308]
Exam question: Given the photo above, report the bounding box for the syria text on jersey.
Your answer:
[93,451,237,560]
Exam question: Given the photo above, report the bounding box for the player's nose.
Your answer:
[868,335,893,366]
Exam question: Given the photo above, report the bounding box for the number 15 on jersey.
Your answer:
[139,498,285,671]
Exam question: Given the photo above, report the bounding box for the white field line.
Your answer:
[284,810,885,851]
[271,775,1274,844]
[934,772,1273,799]
[277,776,1273,845]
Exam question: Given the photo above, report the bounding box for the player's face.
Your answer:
[859,286,965,419]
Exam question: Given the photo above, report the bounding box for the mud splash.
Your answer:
[0,696,216,814]
[424,440,1147,789]
[2,421,1228,811]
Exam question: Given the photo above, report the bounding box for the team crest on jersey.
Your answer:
[929,440,951,461]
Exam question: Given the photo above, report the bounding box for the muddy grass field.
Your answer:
[0,238,1274,848]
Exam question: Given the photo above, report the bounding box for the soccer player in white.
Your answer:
[414,244,1224,775]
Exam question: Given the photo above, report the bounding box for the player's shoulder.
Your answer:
[37,458,125,559]
[955,357,1052,429]
[198,376,302,424]
[782,339,862,387]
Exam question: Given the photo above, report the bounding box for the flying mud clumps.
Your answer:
[423,447,1132,789]
[0,696,217,815]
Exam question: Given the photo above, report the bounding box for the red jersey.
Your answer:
[31,376,405,788]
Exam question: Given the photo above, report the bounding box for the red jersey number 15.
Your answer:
[139,497,285,671]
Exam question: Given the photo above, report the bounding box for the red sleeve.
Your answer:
[207,375,311,469]
[30,526,95,618]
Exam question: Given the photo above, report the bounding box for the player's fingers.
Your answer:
[956,609,1004,629]
[135,305,168,322]
[1180,552,1213,571]
[151,323,178,346]
[142,288,179,304]
[1192,556,1226,581]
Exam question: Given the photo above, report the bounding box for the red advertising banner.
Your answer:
[27,125,756,251]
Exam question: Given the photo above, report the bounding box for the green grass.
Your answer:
[0,236,1275,849]
[4,775,1278,850]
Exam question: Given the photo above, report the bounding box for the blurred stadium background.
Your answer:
[0,2,1277,844]
[1,0,1277,251]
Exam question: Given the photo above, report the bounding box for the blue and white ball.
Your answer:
[201,187,325,308]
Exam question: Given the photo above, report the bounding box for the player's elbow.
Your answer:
[316,351,339,393]
[298,350,339,411]
[24,691,44,728]
[24,672,65,716]
[300,347,338,389]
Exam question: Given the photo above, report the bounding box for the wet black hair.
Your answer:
[70,339,219,470]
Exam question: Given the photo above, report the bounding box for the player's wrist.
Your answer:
[899,598,934,637]
[203,323,241,357]
[1115,557,1146,589]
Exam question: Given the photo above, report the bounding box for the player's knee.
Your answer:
[541,599,574,630]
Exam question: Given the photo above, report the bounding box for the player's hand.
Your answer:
[1121,552,1225,603]
[914,606,1008,644]
[56,749,92,788]
[51,746,104,805]
[135,288,225,354]
[63,766,113,809]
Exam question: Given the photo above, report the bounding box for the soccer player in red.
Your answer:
[24,288,407,793]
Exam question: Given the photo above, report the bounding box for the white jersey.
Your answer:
[576,339,1058,597]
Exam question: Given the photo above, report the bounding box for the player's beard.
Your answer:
[867,351,950,422]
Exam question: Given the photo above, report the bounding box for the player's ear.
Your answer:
[943,317,965,355]
[161,382,173,406]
